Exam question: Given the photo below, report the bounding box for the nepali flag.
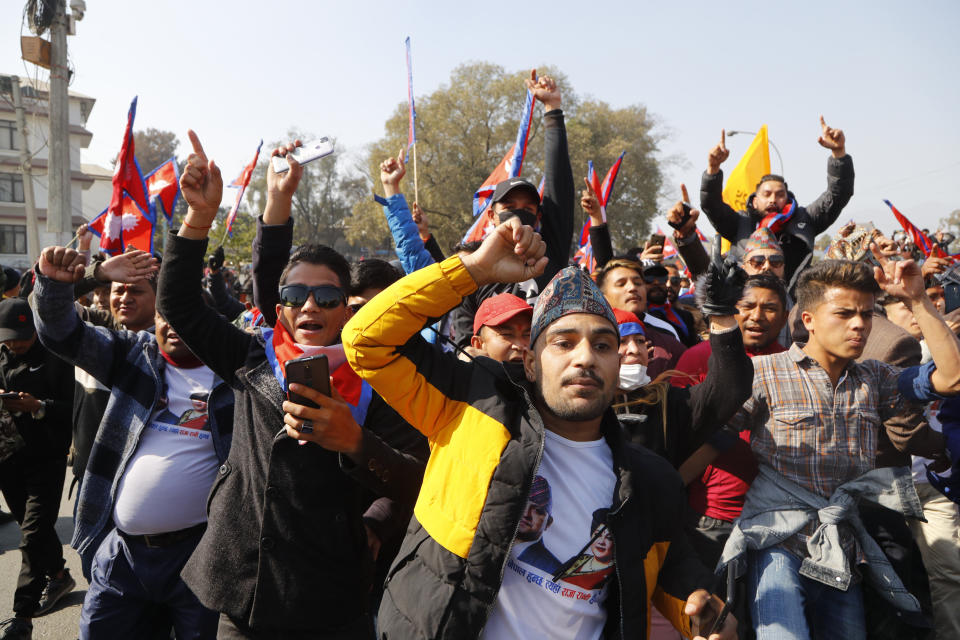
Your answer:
[884,199,947,259]
[144,157,180,222]
[471,83,536,218]
[405,37,417,162]
[109,97,151,222]
[572,154,626,273]
[225,140,263,237]
[88,194,154,255]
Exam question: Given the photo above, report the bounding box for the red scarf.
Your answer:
[758,199,796,235]
[270,321,363,405]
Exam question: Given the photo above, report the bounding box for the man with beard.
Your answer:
[644,264,699,347]
[343,217,738,640]
[700,119,854,287]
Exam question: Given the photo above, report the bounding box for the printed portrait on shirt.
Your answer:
[554,508,615,590]
[514,475,562,573]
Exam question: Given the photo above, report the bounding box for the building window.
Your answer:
[0,121,16,151]
[0,173,24,203]
[0,225,26,254]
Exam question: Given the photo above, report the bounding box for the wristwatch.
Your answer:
[31,400,47,420]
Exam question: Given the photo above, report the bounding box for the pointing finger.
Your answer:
[187,129,206,160]
[720,128,726,150]
[681,183,691,204]
[820,115,828,132]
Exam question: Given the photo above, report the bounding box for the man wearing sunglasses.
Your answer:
[157,131,427,639]
[644,264,700,348]
[741,228,786,281]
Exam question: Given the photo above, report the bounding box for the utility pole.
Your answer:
[11,77,40,264]
[47,0,71,244]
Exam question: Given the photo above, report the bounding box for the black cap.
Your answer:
[490,178,540,205]
[642,264,669,279]
[2,268,20,291]
[0,298,34,342]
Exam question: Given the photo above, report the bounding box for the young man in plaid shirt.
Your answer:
[718,250,960,640]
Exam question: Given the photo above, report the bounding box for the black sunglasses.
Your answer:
[643,274,668,285]
[278,284,345,309]
[747,254,785,269]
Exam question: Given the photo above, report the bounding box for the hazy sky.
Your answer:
[4,0,958,237]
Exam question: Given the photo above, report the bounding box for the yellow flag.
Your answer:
[718,126,771,253]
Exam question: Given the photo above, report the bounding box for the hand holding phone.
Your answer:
[272,138,334,173]
[284,355,331,410]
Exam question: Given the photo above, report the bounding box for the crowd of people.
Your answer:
[0,71,954,640]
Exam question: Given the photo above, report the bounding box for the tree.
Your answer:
[245,132,367,258]
[134,128,179,175]
[347,62,666,253]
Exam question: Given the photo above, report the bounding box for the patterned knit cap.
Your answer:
[530,266,618,347]
[744,227,783,255]
[528,475,552,512]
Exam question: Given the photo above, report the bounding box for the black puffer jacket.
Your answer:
[699,154,855,289]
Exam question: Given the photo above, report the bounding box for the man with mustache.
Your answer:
[343,217,739,640]
[699,118,854,288]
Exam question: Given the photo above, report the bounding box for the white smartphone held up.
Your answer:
[271,137,335,173]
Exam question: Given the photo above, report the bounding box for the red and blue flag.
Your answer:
[225,140,263,237]
[572,154,625,273]
[109,97,151,223]
[471,82,536,218]
[88,194,154,255]
[144,157,180,222]
[884,199,946,258]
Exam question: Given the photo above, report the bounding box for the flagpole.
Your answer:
[412,143,420,205]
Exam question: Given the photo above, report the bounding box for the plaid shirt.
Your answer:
[729,343,939,558]
[729,343,939,498]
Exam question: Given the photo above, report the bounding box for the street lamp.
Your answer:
[727,130,785,177]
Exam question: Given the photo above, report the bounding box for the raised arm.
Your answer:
[581,177,614,268]
[699,129,742,241]
[805,116,855,233]
[376,149,434,274]
[33,246,142,388]
[531,70,574,285]
[253,140,303,326]
[872,246,960,396]
[161,129,252,384]
[670,185,710,278]
[344,218,547,436]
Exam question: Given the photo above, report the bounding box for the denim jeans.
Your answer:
[748,546,866,640]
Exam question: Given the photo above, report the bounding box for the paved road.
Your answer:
[0,471,85,639]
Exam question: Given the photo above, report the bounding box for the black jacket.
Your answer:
[158,232,427,633]
[699,154,855,288]
[450,108,575,348]
[615,329,752,467]
[0,339,73,460]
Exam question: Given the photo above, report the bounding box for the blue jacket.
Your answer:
[376,193,433,274]
[32,275,234,555]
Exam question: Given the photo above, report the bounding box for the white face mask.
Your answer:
[618,363,650,391]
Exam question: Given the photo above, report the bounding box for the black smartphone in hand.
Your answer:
[284,355,330,409]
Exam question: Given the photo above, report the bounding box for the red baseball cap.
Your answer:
[473,293,533,336]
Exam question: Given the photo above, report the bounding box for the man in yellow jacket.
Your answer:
[338,218,738,640]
